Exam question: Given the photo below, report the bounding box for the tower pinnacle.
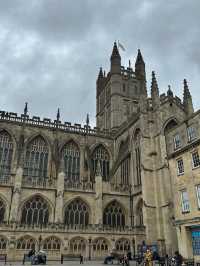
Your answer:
[110,42,121,74]
[135,49,146,80]
[183,79,194,116]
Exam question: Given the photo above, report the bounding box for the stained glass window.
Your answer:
[0,131,13,181]
[92,145,110,181]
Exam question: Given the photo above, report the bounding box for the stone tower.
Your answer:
[96,43,147,131]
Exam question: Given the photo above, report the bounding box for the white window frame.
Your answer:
[196,185,200,209]
[187,126,196,142]
[181,190,190,213]
[192,151,200,169]
[173,134,181,150]
[177,158,184,175]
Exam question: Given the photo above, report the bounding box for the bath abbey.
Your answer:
[0,42,200,260]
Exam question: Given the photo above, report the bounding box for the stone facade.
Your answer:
[0,42,197,260]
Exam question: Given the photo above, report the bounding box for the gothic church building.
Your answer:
[0,42,197,260]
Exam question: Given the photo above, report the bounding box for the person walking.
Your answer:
[80,254,84,264]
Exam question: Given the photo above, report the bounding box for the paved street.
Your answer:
[0,261,137,266]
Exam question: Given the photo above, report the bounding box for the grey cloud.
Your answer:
[0,0,200,126]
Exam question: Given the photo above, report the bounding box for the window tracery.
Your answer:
[92,145,110,181]
[103,201,125,228]
[93,238,109,257]
[64,199,89,227]
[0,131,13,181]
[0,236,7,250]
[21,196,49,226]
[23,136,48,182]
[43,237,61,250]
[62,141,80,184]
[69,238,86,254]
[115,239,130,252]
[0,200,5,223]
[16,236,36,250]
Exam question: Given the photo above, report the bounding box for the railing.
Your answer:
[64,181,94,191]
[0,222,146,234]
[22,176,55,189]
[0,111,112,138]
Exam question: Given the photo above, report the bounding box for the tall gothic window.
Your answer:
[43,237,61,250]
[0,200,5,223]
[64,199,89,227]
[62,141,80,183]
[103,201,125,228]
[116,239,130,252]
[21,196,49,226]
[23,136,48,181]
[92,145,110,181]
[120,157,130,185]
[0,236,7,250]
[16,236,36,250]
[0,131,13,181]
[134,129,141,186]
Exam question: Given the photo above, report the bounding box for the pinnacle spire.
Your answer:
[111,41,121,59]
[183,79,194,115]
[24,102,28,116]
[167,85,173,97]
[136,49,144,64]
[135,49,146,80]
[86,113,89,126]
[151,71,159,97]
[98,67,103,80]
[56,108,60,121]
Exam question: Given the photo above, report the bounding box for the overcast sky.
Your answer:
[0,0,200,126]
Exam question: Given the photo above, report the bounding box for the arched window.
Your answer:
[134,129,141,186]
[43,237,61,250]
[69,237,86,255]
[115,239,130,252]
[92,145,110,181]
[0,199,5,223]
[64,199,89,227]
[62,141,80,183]
[0,131,13,181]
[0,236,7,250]
[23,136,48,181]
[93,238,109,258]
[21,196,49,227]
[16,236,36,250]
[103,201,125,228]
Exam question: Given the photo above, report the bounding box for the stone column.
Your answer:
[10,167,23,222]
[95,161,103,224]
[55,161,65,223]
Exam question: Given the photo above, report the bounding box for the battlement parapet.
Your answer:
[0,110,112,138]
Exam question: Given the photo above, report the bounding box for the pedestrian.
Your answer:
[144,249,153,266]
[80,254,84,264]
[174,251,183,266]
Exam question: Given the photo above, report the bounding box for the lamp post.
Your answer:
[38,235,42,251]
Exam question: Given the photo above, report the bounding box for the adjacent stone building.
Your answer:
[0,42,198,260]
